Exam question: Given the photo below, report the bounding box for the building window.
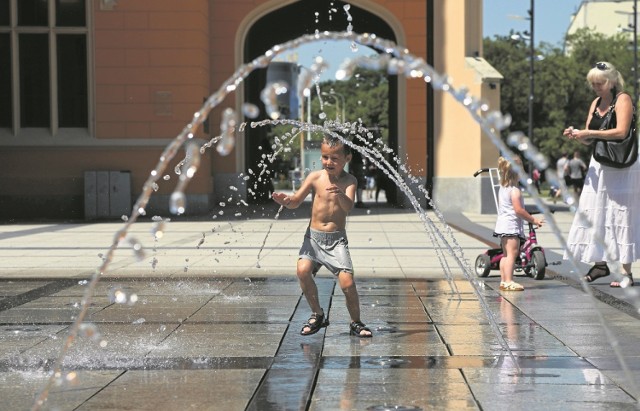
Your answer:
[0,0,89,136]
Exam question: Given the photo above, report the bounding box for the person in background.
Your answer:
[348,147,368,208]
[563,61,640,287]
[556,153,569,186]
[553,153,569,203]
[532,167,541,194]
[565,151,587,195]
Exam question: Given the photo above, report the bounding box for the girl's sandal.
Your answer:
[584,264,610,282]
[349,321,372,338]
[300,312,329,336]
[610,273,634,288]
[499,281,524,291]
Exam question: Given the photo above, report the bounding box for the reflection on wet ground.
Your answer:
[0,277,638,410]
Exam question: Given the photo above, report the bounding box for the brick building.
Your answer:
[0,0,500,220]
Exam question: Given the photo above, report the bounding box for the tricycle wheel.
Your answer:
[532,250,546,280]
[475,254,491,277]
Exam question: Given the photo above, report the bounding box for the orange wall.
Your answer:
[94,0,210,140]
[1,0,485,218]
[381,0,428,175]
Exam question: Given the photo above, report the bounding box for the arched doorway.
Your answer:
[242,0,398,203]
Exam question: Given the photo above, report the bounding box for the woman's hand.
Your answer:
[570,128,594,145]
[562,126,575,137]
[564,127,593,145]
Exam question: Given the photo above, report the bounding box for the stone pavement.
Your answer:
[1,199,640,410]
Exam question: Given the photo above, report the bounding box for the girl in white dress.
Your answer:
[493,157,544,291]
[563,62,640,288]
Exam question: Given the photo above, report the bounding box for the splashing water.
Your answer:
[31,30,640,409]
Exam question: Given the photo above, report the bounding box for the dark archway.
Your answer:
[244,0,398,203]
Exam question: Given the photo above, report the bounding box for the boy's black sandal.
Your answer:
[300,312,328,336]
[584,264,610,282]
[349,321,372,338]
[610,273,634,288]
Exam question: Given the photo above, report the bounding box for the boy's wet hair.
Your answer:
[322,134,352,155]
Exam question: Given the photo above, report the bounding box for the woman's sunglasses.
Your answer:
[595,62,609,70]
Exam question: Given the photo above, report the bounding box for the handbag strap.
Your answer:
[598,98,615,130]
[597,92,631,131]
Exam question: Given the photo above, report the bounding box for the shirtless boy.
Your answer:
[272,135,372,338]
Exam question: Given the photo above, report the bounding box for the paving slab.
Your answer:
[1,203,640,410]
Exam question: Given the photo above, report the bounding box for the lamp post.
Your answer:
[509,1,535,174]
[321,93,340,120]
[299,86,311,173]
[633,0,638,107]
[322,90,346,121]
[528,0,534,157]
[618,0,639,105]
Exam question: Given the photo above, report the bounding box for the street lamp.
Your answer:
[528,0,534,156]
[321,90,346,121]
[509,0,535,174]
[297,64,313,174]
[615,0,638,105]
[299,86,311,173]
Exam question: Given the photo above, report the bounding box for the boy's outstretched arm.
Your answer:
[272,172,316,209]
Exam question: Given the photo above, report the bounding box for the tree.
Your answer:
[483,29,634,165]
[265,67,389,171]
[312,67,389,143]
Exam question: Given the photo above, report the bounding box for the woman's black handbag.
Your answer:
[593,93,639,168]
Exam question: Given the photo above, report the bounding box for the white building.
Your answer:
[566,0,635,40]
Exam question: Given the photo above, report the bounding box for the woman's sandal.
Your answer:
[610,273,634,288]
[300,312,329,336]
[349,321,372,338]
[584,264,610,282]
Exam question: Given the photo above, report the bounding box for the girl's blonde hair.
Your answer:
[497,156,521,187]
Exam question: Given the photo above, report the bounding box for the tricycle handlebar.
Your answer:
[473,168,490,178]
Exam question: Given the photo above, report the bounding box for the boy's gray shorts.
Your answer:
[299,227,354,276]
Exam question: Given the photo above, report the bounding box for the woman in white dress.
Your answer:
[563,62,640,287]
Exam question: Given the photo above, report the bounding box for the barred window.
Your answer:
[0,0,89,136]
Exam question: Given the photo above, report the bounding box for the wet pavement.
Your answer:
[1,200,640,410]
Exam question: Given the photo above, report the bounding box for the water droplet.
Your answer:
[128,237,146,261]
[109,286,138,305]
[170,192,186,215]
[79,323,100,340]
[242,103,260,119]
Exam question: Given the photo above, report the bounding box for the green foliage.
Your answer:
[483,29,635,164]
[312,68,389,143]
[266,68,389,167]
